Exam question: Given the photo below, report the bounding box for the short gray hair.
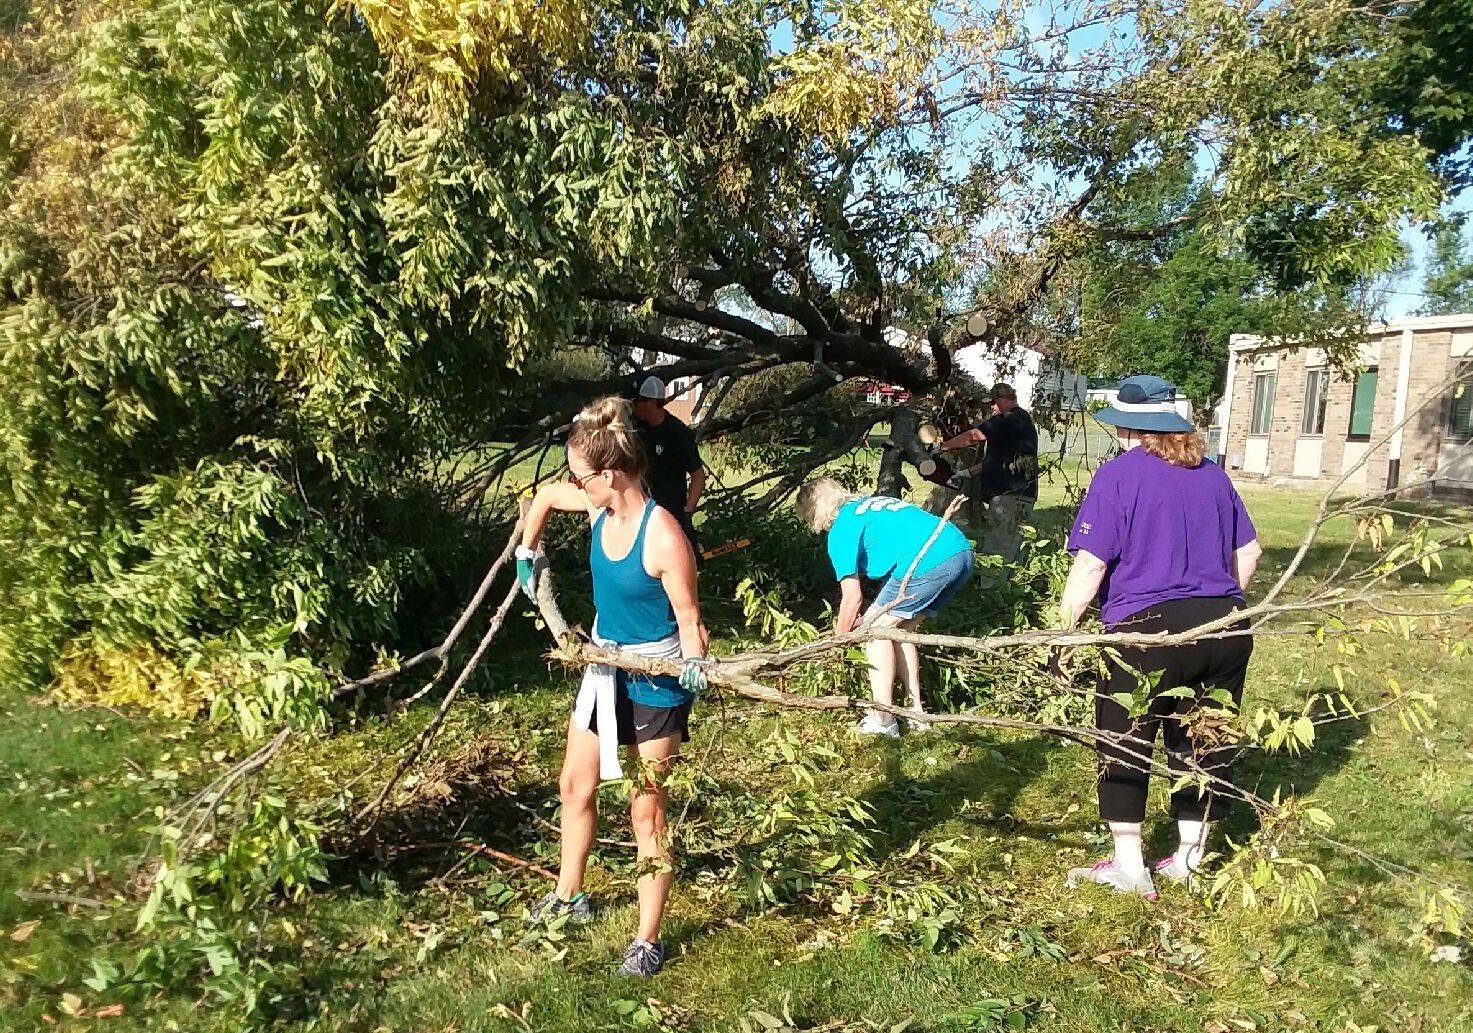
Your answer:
[795,476,859,532]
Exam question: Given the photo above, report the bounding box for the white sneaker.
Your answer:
[1153,854,1195,885]
[856,712,901,738]
[1065,858,1158,899]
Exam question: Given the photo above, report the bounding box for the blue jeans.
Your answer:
[873,549,974,618]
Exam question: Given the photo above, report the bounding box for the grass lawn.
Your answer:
[2,480,1472,1032]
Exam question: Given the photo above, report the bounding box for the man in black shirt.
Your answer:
[631,375,706,557]
[938,382,1038,562]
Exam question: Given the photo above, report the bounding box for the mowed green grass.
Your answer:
[2,481,1472,1032]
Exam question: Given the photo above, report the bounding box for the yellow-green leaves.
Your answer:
[345,0,594,104]
[763,0,940,142]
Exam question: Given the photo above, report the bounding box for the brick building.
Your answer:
[1220,314,1473,495]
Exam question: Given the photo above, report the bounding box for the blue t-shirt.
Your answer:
[1067,447,1257,627]
[827,497,970,581]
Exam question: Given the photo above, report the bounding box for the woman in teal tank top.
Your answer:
[516,396,709,978]
[796,476,974,739]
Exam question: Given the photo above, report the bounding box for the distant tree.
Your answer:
[1082,236,1260,410]
[1419,218,1473,315]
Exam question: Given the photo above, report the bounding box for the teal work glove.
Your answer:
[515,546,543,602]
[679,658,711,695]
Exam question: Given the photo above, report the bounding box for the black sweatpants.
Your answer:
[1095,596,1253,824]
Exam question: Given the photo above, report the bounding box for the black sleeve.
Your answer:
[680,422,703,473]
[976,412,1008,443]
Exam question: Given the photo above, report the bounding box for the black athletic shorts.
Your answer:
[582,687,693,746]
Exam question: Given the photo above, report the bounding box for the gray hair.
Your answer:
[795,476,860,532]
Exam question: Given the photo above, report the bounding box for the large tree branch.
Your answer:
[705,408,887,512]
[698,258,834,339]
[588,325,731,362]
[586,286,788,349]
[695,368,859,440]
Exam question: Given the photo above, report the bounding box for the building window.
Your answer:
[1301,368,1329,436]
[1347,367,1378,440]
[1249,372,1276,436]
[1448,363,1473,443]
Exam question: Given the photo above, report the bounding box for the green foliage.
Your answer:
[1207,798,1334,919]
[73,640,334,1011]
[1367,0,1473,188]
[938,996,1042,1031]
[0,1,512,693]
[924,525,1083,720]
[1078,231,1304,408]
[700,502,838,610]
[93,790,330,1013]
[735,575,827,650]
[727,729,879,909]
[206,630,333,741]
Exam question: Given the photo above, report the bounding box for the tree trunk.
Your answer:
[875,406,934,498]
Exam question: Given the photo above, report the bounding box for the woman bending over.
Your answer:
[797,477,974,737]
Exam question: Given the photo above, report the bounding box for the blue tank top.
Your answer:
[590,500,690,707]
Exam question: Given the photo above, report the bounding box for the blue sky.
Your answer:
[1384,188,1473,318]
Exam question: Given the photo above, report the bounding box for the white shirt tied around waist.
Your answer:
[574,621,682,781]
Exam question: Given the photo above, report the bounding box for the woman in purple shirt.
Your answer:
[1058,375,1263,899]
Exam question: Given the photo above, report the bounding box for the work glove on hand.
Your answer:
[515,546,546,602]
[679,658,712,695]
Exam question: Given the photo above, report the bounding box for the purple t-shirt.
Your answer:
[1068,448,1257,627]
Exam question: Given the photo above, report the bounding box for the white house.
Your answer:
[951,341,1088,411]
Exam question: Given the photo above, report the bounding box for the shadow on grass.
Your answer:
[327,733,564,898]
[1221,710,1370,847]
[1257,542,1360,585]
[857,732,1065,867]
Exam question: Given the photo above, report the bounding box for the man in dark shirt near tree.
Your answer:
[631,375,707,558]
[938,382,1039,563]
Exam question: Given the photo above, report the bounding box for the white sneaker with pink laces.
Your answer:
[1066,858,1158,899]
[1153,854,1194,885]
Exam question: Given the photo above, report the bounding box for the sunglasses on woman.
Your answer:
[569,468,605,491]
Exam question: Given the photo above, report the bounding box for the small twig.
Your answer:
[16,890,109,909]
[396,841,556,882]
[334,514,525,699]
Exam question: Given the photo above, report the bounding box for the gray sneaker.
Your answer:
[527,890,592,924]
[617,938,666,976]
[1065,858,1158,900]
